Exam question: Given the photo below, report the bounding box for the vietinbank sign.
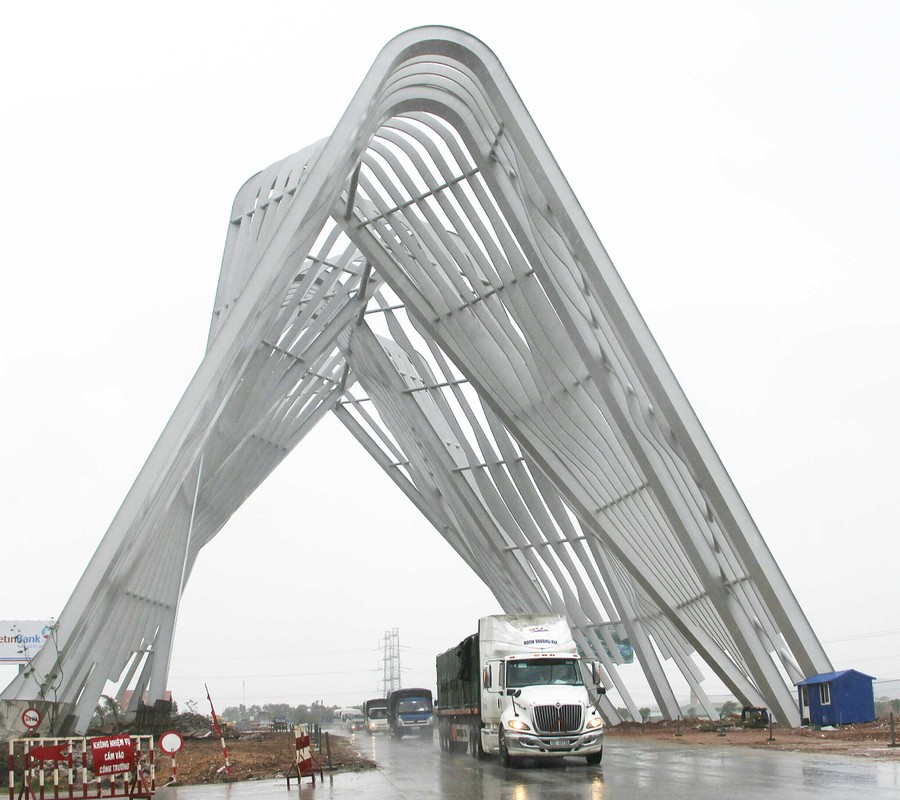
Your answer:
[0,620,54,663]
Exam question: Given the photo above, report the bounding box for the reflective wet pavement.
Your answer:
[163,729,900,799]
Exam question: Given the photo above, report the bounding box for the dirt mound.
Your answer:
[155,731,373,785]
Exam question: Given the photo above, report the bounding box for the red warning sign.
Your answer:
[89,735,135,776]
[21,707,42,730]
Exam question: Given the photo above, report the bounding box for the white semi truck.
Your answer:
[435,615,606,766]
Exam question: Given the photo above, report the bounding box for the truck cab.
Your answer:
[480,652,604,765]
[387,688,434,738]
[478,616,605,766]
[363,698,389,733]
[436,615,605,765]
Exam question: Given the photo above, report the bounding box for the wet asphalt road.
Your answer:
[163,728,900,799]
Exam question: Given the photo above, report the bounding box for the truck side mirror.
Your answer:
[596,686,607,696]
[482,666,491,689]
[505,689,522,698]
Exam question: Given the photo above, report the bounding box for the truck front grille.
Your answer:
[532,704,582,733]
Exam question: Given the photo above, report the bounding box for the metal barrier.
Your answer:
[8,736,154,800]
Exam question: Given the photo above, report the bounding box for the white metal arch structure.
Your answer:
[2,26,830,735]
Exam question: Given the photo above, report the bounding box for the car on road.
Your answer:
[345,711,366,732]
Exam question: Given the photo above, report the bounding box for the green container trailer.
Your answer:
[435,633,481,753]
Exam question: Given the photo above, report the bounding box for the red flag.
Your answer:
[205,683,232,778]
[205,683,223,738]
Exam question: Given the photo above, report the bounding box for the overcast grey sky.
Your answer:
[2,2,898,711]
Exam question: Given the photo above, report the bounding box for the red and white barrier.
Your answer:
[8,735,155,800]
[285,726,323,786]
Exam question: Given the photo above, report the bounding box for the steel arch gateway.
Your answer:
[2,27,830,735]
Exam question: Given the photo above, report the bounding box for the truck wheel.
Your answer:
[585,747,603,766]
[499,730,514,768]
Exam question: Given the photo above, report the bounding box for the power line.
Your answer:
[173,647,377,661]
[836,653,900,664]
[171,668,378,679]
[822,627,900,644]
[177,687,396,703]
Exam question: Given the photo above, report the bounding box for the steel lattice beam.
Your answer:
[1,26,830,735]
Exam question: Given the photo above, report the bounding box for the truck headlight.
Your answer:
[586,717,604,730]
[507,719,531,731]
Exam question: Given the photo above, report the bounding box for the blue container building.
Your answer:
[796,669,875,726]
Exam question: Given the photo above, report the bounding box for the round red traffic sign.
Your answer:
[21,707,42,730]
[158,730,184,755]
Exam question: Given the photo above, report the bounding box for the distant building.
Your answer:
[120,689,172,710]
[796,670,875,726]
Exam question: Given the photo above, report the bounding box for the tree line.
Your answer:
[219,702,332,724]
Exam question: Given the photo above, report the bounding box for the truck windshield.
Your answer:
[506,658,583,687]
[397,698,432,713]
[368,708,387,719]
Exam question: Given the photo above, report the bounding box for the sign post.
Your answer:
[158,731,184,785]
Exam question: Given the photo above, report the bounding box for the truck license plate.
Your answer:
[549,738,569,747]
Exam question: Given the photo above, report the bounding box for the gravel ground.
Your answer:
[607,717,900,760]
